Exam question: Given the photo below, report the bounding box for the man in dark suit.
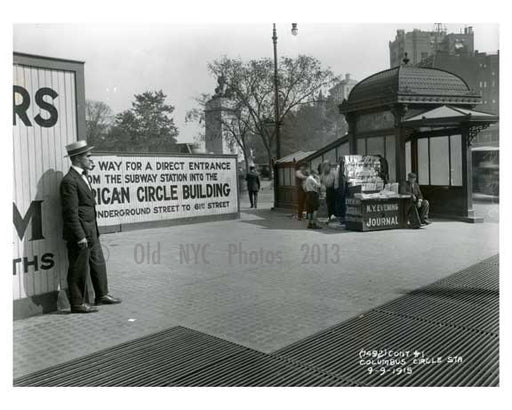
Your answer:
[401,172,431,228]
[245,165,261,208]
[61,141,121,313]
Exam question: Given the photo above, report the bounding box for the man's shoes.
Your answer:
[422,219,432,225]
[95,294,122,305]
[71,304,98,314]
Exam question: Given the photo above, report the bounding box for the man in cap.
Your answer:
[60,140,121,313]
[401,172,431,228]
[245,165,261,208]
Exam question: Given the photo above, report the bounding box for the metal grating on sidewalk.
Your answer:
[14,255,499,387]
[273,255,499,386]
[14,325,352,387]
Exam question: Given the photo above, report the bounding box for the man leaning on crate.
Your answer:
[401,172,431,229]
[60,140,122,313]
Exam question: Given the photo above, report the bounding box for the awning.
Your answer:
[275,150,317,165]
[402,105,499,128]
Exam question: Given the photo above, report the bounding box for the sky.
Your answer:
[13,23,499,143]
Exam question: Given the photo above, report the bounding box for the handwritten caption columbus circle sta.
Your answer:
[359,348,464,376]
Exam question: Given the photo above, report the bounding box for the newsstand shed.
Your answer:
[273,150,316,209]
[339,59,498,221]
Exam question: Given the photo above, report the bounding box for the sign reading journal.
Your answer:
[90,155,239,226]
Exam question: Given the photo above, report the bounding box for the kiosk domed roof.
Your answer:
[341,65,481,112]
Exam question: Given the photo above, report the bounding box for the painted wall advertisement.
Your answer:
[89,155,239,227]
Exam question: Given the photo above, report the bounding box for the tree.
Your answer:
[208,55,339,177]
[280,89,348,157]
[85,100,113,149]
[111,90,179,152]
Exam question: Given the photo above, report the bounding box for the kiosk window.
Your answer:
[450,135,463,186]
[430,136,450,186]
[386,136,396,182]
[278,168,285,186]
[283,167,289,186]
[324,149,336,162]
[337,142,350,159]
[405,140,412,177]
[356,138,366,155]
[355,135,395,181]
[311,157,322,173]
[418,138,429,185]
[367,137,385,156]
[416,135,461,187]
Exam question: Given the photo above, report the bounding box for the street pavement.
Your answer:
[13,189,499,379]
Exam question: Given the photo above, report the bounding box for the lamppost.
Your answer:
[272,23,298,160]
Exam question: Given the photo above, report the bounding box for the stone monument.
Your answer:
[204,76,242,160]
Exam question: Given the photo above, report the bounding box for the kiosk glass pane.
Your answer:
[450,134,463,186]
[430,136,450,186]
[367,137,385,156]
[283,167,290,186]
[386,135,396,182]
[405,140,411,177]
[278,168,285,186]
[356,138,366,154]
[288,168,295,186]
[418,139,429,184]
[338,142,350,159]
[324,149,336,163]
[311,157,322,173]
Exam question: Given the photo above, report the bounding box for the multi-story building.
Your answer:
[389,26,474,68]
[418,51,499,147]
[328,73,358,139]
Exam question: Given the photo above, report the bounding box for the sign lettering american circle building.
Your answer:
[89,155,239,227]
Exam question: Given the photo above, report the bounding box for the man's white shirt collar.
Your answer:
[72,165,92,189]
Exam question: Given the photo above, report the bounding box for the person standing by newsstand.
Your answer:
[320,160,337,223]
[295,164,308,220]
[334,157,347,224]
[304,169,322,229]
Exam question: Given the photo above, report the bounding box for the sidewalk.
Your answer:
[13,199,499,380]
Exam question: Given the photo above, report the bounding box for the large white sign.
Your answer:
[90,155,239,226]
[13,56,81,302]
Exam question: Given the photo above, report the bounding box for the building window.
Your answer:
[492,81,496,87]
[479,81,483,88]
[492,99,496,104]
[483,81,487,88]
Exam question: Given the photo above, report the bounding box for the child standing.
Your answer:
[304,169,322,229]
